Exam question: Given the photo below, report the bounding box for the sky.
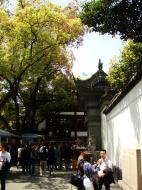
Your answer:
[50,0,124,78]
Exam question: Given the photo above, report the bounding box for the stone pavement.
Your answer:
[5,167,122,190]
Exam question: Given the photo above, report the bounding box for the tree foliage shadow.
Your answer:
[7,170,73,190]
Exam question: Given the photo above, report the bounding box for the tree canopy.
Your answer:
[80,0,142,42]
[0,0,85,131]
[107,41,142,91]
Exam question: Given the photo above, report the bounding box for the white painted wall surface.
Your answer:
[101,79,142,168]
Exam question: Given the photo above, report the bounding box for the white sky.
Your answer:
[71,32,123,77]
[50,0,124,77]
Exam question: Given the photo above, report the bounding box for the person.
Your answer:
[83,154,98,190]
[71,157,84,190]
[54,145,60,170]
[48,144,55,176]
[21,144,31,174]
[0,144,11,190]
[17,144,23,168]
[97,149,115,190]
[64,144,72,170]
[77,150,86,168]
[29,144,37,176]
[39,143,48,176]
[71,152,98,190]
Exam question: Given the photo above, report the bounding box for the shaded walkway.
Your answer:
[6,167,121,190]
[7,167,75,190]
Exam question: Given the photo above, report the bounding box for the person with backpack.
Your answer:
[75,153,98,190]
[83,154,95,190]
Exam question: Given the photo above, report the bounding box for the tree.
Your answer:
[49,74,77,112]
[80,0,142,42]
[18,73,77,132]
[107,41,142,91]
[0,0,85,132]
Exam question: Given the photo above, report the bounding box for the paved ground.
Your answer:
[5,167,122,190]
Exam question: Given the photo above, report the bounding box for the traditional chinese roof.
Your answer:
[76,59,108,89]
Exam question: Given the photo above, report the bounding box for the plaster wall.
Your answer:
[101,79,142,189]
[101,79,142,166]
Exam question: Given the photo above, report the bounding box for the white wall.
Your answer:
[101,79,142,168]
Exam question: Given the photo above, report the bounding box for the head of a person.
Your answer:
[100,149,107,159]
[83,153,92,162]
[0,144,7,152]
[80,150,85,156]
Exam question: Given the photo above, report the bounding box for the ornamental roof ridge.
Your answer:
[77,59,107,82]
[77,67,107,84]
[76,59,109,89]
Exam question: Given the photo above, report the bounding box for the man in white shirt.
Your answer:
[0,144,11,190]
[39,144,48,176]
[97,149,115,190]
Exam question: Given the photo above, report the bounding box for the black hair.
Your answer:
[100,149,106,153]
[1,144,8,151]
[83,154,92,162]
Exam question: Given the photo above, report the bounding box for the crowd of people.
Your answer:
[16,141,77,176]
[0,141,80,190]
[0,141,115,190]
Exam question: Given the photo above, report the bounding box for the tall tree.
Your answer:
[80,0,142,42]
[0,0,85,132]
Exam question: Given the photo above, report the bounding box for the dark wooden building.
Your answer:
[38,111,87,144]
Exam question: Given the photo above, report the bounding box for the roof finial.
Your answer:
[98,59,103,71]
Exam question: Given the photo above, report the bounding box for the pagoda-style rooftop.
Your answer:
[76,59,108,90]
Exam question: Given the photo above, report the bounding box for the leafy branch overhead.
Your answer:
[80,0,142,42]
[107,41,142,91]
